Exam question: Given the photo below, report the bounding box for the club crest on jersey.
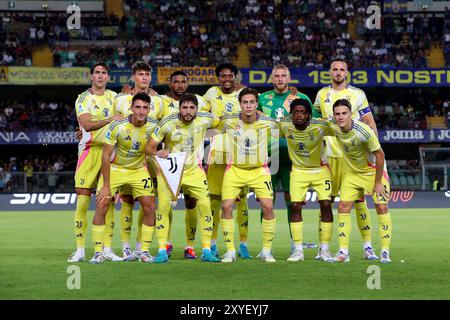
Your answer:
[132,141,142,150]
[275,108,285,119]
[225,102,233,112]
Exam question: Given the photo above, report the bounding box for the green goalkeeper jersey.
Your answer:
[258,90,316,162]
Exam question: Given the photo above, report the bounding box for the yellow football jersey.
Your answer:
[279,118,332,169]
[203,86,242,117]
[114,92,164,119]
[160,94,209,118]
[220,113,278,169]
[313,85,371,158]
[75,88,117,154]
[105,116,159,170]
[327,119,381,174]
[151,112,220,170]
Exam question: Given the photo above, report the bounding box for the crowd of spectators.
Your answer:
[0,99,77,131]
[0,154,76,192]
[0,0,448,68]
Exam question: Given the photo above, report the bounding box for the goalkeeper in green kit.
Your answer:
[258,64,319,253]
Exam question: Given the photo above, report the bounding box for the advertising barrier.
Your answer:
[1,191,448,211]
[7,67,91,85]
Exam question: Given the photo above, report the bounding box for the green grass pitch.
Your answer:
[0,208,449,300]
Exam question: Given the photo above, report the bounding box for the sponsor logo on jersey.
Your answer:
[132,141,142,150]
[225,102,233,112]
[103,108,109,117]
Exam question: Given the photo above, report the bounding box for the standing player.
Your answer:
[68,62,121,263]
[220,88,278,263]
[327,99,392,263]
[160,70,209,258]
[313,59,379,260]
[113,62,165,261]
[145,93,220,263]
[279,99,334,262]
[89,92,159,264]
[203,63,251,259]
[258,64,315,252]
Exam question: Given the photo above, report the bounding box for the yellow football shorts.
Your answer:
[222,165,273,200]
[97,165,155,200]
[328,157,345,198]
[290,166,332,203]
[74,145,102,189]
[340,169,390,204]
[180,165,210,200]
[206,162,226,195]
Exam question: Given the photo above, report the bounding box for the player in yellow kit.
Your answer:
[113,62,167,261]
[68,62,122,263]
[279,99,335,262]
[203,63,251,259]
[145,93,221,263]
[89,92,159,264]
[160,70,209,258]
[327,99,392,264]
[220,88,278,263]
[313,59,380,260]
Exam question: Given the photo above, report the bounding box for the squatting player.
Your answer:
[258,64,315,252]
[219,88,278,263]
[113,61,166,261]
[279,99,334,262]
[203,63,251,259]
[313,59,380,260]
[328,99,392,263]
[145,93,220,263]
[90,92,159,264]
[68,62,121,263]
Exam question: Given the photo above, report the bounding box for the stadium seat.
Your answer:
[407,175,416,187]
[399,175,408,186]
[391,174,400,187]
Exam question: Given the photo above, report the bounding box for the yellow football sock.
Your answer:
[140,224,155,253]
[185,207,198,248]
[262,218,276,251]
[156,207,170,250]
[136,206,143,243]
[319,221,333,245]
[92,224,105,253]
[221,218,235,252]
[378,212,392,251]
[74,195,90,248]
[355,201,372,242]
[210,197,221,241]
[104,203,115,248]
[290,221,303,246]
[197,197,214,249]
[337,214,351,250]
[236,196,249,242]
[168,208,173,243]
[120,201,134,244]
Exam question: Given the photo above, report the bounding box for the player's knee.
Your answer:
[319,201,333,222]
[375,204,388,215]
[184,195,197,209]
[121,194,134,204]
[338,201,352,213]
[221,202,234,218]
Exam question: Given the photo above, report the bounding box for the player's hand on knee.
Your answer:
[156,150,169,158]
[96,186,112,206]
[373,181,389,201]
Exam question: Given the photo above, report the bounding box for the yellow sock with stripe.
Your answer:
[319,221,333,249]
[210,197,221,243]
[120,201,134,245]
[140,224,155,253]
[290,221,303,247]
[74,195,90,248]
[135,207,144,248]
[221,218,235,252]
[185,207,198,248]
[197,197,213,249]
[236,196,249,242]
[156,208,170,250]
[104,203,115,248]
[92,224,105,253]
[337,214,351,254]
[262,218,276,251]
[355,201,372,243]
[378,212,392,251]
